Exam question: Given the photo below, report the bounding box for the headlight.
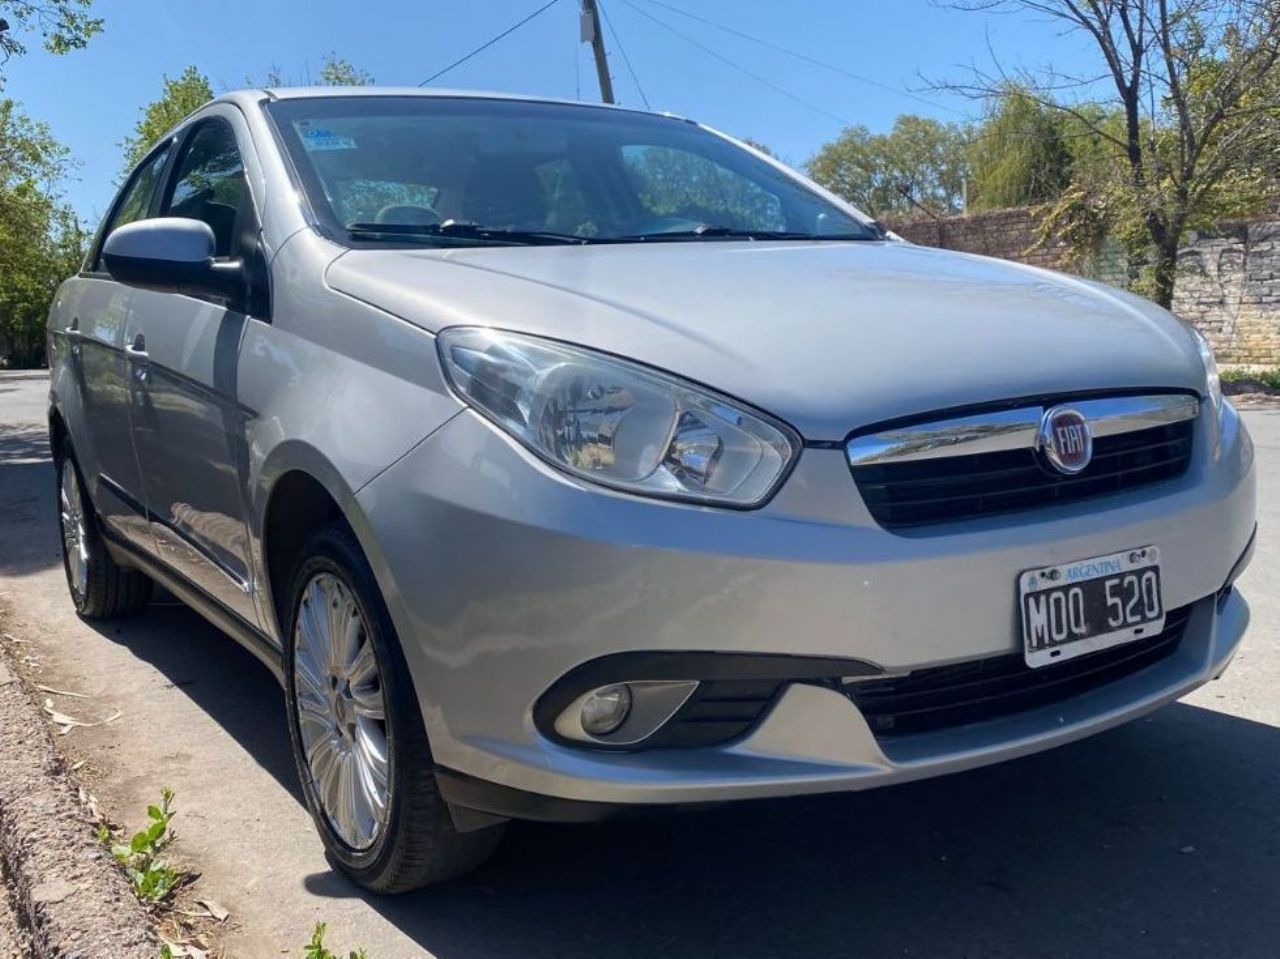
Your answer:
[1191,328,1222,413]
[437,327,799,507]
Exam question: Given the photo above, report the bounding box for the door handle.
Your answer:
[125,334,149,382]
[125,334,148,363]
[63,318,82,340]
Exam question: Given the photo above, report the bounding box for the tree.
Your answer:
[121,66,213,170]
[740,137,776,158]
[939,0,1280,308]
[806,116,970,217]
[0,0,101,73]
[0,97,84,368]
[257,53,375,88]
[968,86,1073,209]
[317,53,374,86]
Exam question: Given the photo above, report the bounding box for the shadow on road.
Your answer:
[86,604,299,805]
[0,425,60,578]
[310,703,1280,959]
[89,587,1280,958]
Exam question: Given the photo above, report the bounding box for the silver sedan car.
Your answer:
[46,88,1256,892]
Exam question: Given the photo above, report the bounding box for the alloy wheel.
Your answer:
[59,461,89,599]
[293,572,391,851]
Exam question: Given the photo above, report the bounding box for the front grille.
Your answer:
[846,605,1192,738]
[851,419,1195,530]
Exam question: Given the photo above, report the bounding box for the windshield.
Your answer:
[265,96,877,246]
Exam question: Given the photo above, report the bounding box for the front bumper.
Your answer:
[356,401,1255,814]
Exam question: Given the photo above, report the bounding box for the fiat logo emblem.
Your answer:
[1039,406,1093,475]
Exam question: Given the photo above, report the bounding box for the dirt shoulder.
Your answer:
[0,858,33,959]
[0,610,156,959]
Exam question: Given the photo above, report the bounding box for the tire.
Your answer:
[55,445,153,619]
[282,521,504,893]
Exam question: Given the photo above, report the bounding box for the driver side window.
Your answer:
[161,120,248,259]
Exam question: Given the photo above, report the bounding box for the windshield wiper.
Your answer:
[347,220,597,246]
[614,225,879,242]
[348,220,882,246]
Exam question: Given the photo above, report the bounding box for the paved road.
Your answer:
[1,370,1277,959]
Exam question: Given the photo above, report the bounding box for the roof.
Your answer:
[216,86,682,121]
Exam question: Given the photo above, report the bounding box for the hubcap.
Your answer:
[59,462,89,599]
[293,572,390,851]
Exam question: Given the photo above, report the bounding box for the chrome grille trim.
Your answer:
[846,394,1200,467]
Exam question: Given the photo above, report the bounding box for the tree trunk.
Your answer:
[1150,239,1180,310]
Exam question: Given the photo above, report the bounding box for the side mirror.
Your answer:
[102,218,245,303]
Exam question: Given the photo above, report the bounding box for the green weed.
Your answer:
[103,787,184,905]
[305,922,369,959]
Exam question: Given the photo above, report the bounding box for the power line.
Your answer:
[633,0,968,118]
[615,0,854,126]
[599,0,650,109]
[419,0,562,86]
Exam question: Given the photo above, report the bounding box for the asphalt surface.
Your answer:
[0,369,1277,959]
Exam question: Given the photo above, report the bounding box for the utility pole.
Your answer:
[580,0,615,104]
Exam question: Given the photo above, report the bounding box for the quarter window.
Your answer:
[162,121,248,258]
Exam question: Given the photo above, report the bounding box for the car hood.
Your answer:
[326,239,1205,440]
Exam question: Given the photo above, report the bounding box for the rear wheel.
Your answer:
[282,522,504,892]
[56,449,152,618]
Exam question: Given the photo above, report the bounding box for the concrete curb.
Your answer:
[0,625,156,958]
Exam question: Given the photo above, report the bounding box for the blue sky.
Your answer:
[3,0,1098,223]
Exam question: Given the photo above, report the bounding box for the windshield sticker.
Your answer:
[298,126,357,152]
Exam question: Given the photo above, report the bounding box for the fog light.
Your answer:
[580,684,632,736]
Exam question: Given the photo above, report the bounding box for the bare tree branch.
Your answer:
[935,0,1280,306]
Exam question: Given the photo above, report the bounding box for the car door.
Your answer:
[124,114,261,627]
[63,141,176,552]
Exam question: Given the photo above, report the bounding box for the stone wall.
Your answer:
[886,208,1280,364]
[887,207,1070,271]
[1172,220,1280,365]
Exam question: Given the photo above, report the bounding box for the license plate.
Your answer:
[1019,547,1164,669]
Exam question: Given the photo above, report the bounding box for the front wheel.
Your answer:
[282,522,504,893]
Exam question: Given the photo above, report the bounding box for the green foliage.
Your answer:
[944,0,1280,306]
[806,115,969,217]
[121,66,213,171]
[0,97,84,368]
[739,137,776,158]
[0,97,68,180]
[968,87,1072,210]
[317,53,374,86]
[105,787,184,905]
[257,52,375,88]
[304,923,369,959]
[0,0,102,69]
[1221,367,1280,392]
